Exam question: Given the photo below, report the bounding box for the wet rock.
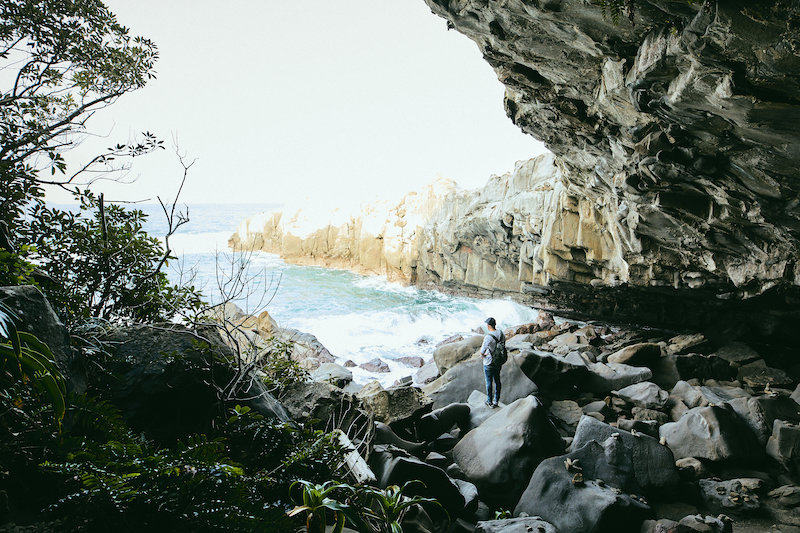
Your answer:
[309,362,352,388]
[343,359,356,367]
[572,415,680,495]
[607,343,662,366]
[0,285,84,393]
[698,479,760,515]
[433,335,482,375]
[475,517,557,533]
[613,382,668,410]
[659,405,763,462]
[360,357,390,373]
[792,384,800,406]
[452,396,563,508]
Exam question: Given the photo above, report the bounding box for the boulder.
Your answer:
[102,325,289,442]
[607,343,662,366]
[424,354,538,410]
[414,360,439,385]
[613,382,668,409]
[793,384,800,406]
[515,348,590,396]
[642,515,733,533]
[453,478,479,516]
[0,285,85,393]
[374,422,425,455]
[674,353,735,382]
[465,390,500,430]
[309,362,353,387]
[698,478,761,515]
[666,334,708,355]
[417,403,471,442]
[452,396,563,508]
[586,362,652,393]
[360,357,390,373]
[571,416,679,495]
[433,335,483,375]
[358,384,431,425]
[737,360,794,389]
[617,419,660,438]
[727,394,800,444]
[281,380,362,430]
[475,517,557,533]
[397,356,425,368]
[631,407,669,425]
[766,419,800,471]
[659,405,763,462]
[515,450,652,533]
[712,342,762,367]
[549,399,583,434]
[369,444,464,514]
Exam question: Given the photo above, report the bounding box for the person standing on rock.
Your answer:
[481,317,504,408]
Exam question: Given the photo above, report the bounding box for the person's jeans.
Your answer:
[483,364,501,404]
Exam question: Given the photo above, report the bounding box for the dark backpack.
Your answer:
[491,331,508,366]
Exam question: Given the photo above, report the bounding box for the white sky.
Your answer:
[52,0,547,205]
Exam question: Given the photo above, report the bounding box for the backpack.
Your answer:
[491,331,508,366]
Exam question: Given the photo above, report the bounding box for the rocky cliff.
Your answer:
[416,0,800,333]
[233,1,800,335]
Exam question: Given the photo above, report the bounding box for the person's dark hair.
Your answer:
[485,317,496,327]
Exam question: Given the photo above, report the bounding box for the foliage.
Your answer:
[259,336,309,399]
[0,0,158,231]
[356,481,446,533]
[31,402,345,532]
[493,509,512,520]
[288,480,353,533]
[0,303,66,428]
[27,189,204,328]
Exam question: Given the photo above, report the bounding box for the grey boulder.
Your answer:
[659,405,762,462]
[452,395,563,509]
[572,415,679,495]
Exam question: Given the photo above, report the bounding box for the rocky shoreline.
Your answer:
[223,293,800,532]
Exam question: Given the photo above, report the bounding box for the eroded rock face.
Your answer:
[421,0,800,298]
[232,2,800,333]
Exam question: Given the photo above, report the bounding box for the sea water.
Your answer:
[136,203,541,385]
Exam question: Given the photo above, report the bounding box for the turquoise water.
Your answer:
[134,203,541,384]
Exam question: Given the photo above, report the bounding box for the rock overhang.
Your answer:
[418,0,800,333]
